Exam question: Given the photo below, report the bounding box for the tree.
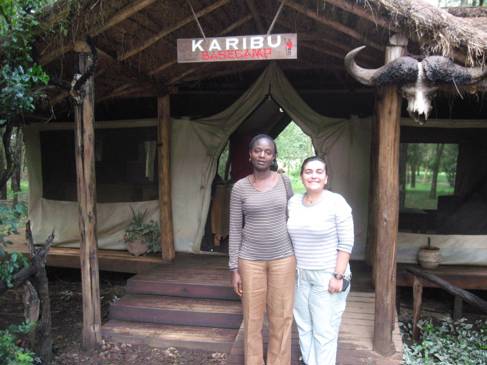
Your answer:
[440,144,459,188]
[407,144,423,188]
[0,0,50,192]
[429,143,445,199]
[275,121,314,173]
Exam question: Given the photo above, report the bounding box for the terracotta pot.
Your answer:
[127,239,149,256]
[418,247,441,269]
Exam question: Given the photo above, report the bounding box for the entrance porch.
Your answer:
[101,255,403,365]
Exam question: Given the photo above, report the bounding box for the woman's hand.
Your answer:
[232,271,243,296]
[328,277,343,293]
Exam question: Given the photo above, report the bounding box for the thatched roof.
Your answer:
[33,0,487,119]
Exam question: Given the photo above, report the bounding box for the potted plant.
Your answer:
[124,208,161,256]
[417,236,441,269]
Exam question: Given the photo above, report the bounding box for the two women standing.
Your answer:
[229,134,354,365]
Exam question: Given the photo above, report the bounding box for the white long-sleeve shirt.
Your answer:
[287,190,354,271]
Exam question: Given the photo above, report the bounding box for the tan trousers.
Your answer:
[239,256,296,365]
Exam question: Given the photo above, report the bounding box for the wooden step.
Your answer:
[102,320,238,353]
[126,267,238,300]
[109,294,243,329]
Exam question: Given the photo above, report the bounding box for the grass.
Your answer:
[6,180,28,201]
[405,172,454,210]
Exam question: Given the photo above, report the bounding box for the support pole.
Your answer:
[372,34,407,356]
[157,95,175,261]
[74,50,102,350]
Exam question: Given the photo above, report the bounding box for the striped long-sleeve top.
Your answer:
[228,174,294,271]
[287,190,354,271]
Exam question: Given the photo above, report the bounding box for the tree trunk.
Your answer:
[372,33,407,356]
[429,144,445,199]
[74,50,102,350]
[11,129,23,206]
[410,163,417,188]
[399,143,408,209]
[0,184,6,200]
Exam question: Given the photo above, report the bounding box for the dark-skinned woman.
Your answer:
[229,134,295,365]
[287,156,354,365]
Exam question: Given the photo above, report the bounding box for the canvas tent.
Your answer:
[26,63,371,257]
[26,62,487,265]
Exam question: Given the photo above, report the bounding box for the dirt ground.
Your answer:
[1,267,486,365]
[0,268,227,365]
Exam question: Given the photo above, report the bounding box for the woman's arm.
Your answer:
[228,183,243,295]
[329,250,351,293]
[329,195,354,293]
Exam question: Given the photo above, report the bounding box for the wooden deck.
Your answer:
[100,256,403,365]
[5,232,164,273]
[397,263,487,289]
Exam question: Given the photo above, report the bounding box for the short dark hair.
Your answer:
[300,155,327,175]
[248,134,277,156]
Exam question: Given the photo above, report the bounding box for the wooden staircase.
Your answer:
[102,260,242,353]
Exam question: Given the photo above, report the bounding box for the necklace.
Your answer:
[304,192,322,205]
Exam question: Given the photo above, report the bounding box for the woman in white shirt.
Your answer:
[287,156,354,365]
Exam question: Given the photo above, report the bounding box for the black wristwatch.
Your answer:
[333,272,344,280]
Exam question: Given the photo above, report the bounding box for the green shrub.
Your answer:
[0,322,37,365]
[402,318,487,364]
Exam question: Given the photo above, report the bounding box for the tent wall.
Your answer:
[25,64,487,264]
[26,65,371,258]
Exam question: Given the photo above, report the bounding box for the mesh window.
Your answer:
[40,127,159,202]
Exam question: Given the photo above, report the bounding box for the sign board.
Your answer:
[177,33,297,63]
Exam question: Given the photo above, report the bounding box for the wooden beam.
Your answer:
[40,0,158,65]
[372,33,407,356]
[157,95,175,261]
[118,0,230,61]
[149,14,253,76]
[74,51,102,350]
[245,0,266,33]
[285,0,384,52]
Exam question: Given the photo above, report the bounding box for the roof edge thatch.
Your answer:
[361,0,487,66]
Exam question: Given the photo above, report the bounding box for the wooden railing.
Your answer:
[406,266,487,341]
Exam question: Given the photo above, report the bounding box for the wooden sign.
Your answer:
[177,33,297,63]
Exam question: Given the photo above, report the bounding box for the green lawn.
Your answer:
[405,172,454,210]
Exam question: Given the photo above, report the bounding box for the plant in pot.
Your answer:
[417,237,441,269]
[124,208,161,256]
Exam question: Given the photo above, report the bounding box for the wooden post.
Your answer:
[453,295,463,320]
[412,276,423,342]
[74,48,102,349]
[157,95,175,261]
[372,34,407,356]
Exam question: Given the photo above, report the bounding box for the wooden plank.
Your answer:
[412,276,423,341]
[110,294,242,329]
[372,34,407,356]
[157,95,175,261]
[102,320,238,353]
[397,264,487,289]
[74,51,102,350]
[149,14,252,75]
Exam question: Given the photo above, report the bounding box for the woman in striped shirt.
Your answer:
[287,156,354,365]
[229,134,295,365]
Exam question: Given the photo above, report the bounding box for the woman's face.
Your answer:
[249,138,275,172]
[301,160,328,192]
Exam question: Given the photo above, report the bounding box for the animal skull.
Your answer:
[344,46,487,124]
